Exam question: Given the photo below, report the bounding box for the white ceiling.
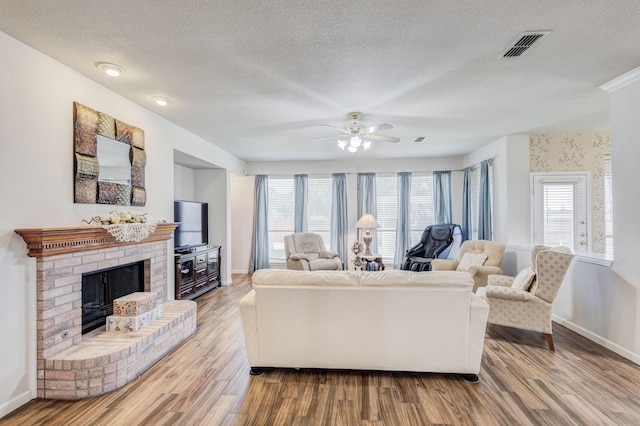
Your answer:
[1,1,638,162]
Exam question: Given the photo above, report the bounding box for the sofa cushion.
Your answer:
[358,270,473,288]
[511,267,536,291]
[252,269,358,287]
[456,252,488,272]
[309,259,341,271]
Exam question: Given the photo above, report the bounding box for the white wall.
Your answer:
[463,134,530,245]
[174,164,196,200]
[195,169,233,285]
[0,31,243,417]
[231,175,255,273]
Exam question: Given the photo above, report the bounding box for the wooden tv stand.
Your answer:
[174,246,221,300]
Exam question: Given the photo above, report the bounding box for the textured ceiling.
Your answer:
[1,1,638,162]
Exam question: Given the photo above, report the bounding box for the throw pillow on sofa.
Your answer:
[511,267,536,291]
[456,253,488,272]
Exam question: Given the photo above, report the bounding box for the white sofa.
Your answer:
[239,269,490,382]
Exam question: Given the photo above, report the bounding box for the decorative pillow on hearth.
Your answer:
[456,252,488,272]
[511,267,536,291]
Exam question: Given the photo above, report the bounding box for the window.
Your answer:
[307,176,332,248]
[604,155,613,254]
[267,176,294,262]
[410,174,434,244]
[374,173,435,264]
[531,172,590,252]
[267,175,334,262]
[375,174,397,262]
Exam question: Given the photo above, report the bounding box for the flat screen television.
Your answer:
[174,200,209,251]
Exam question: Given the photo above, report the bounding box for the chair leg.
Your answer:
[544,333,555,351]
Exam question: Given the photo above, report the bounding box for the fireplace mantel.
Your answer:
[15,222,179,257]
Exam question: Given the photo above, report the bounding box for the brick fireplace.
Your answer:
[15,224,197,399]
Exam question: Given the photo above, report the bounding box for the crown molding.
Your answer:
[599,66,640,92]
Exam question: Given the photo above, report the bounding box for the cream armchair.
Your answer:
[431,240,505,292]
[284,233,343,271]
[477,245,573,351]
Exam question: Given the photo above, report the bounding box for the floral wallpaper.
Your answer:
[529,133,611,253]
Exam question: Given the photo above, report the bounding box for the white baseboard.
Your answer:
[0,390,33,419]
[553,315,640,365]
[232,269,250,274]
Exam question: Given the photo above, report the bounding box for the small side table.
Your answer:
[362,254,385,271]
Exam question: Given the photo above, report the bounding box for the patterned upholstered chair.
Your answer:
[431,240,505,292]
[284,233,343,271]
[476,245,573,351]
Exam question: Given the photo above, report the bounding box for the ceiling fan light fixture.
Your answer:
[347,145,358,153]
[338,139,347,150]
[363,140,371,150]
[350,135,361,148]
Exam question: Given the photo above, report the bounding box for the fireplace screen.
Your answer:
[82,260,144,334]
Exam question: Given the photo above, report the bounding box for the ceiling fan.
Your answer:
[309,112,400,152]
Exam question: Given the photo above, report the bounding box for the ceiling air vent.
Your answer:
[414,136,428,143]
[500,31,551,58]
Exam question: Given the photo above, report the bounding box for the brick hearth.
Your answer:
[15,224,197,399]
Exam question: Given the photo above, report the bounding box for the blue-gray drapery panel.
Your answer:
[433,171,452,224]
[357,172,377,254]
[478,160,493,240]
[248,175,270,273]
[294,174,308,233]
[461,167,472,241]
[394,172,412,269]
[331,173,348,267]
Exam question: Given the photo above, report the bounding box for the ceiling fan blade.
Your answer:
[320,124,350,134]
[367,134,400,143]
[365,123,393,133]
[308,134,341,142]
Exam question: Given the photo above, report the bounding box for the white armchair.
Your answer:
[477,245,573,351]
[431,240,505,292]
[284,233,343,271]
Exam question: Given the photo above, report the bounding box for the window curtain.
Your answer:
[433,171,452,224]
[461,167,472,241]
[248,175,270,273]
[394,172,412,269]
[357,172,377,254]
[294,174,308,233]
[331,173,348,267]
[478,160,493,240]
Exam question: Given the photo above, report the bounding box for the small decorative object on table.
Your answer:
[351,241,364,271]
[83,209,156,242]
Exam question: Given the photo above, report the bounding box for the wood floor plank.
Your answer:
[3,273,640,425]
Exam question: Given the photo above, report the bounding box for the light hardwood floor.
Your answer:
[3,274,640,425]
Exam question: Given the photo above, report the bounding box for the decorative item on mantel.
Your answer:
[83,209,157,242]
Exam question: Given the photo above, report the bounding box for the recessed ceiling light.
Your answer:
[96,62,124,77]
[151,96,171,106]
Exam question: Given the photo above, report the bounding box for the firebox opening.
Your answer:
[82,260,145,334]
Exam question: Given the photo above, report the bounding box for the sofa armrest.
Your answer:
[467,293,489,374]
[467,265,503,288]
[319,251,339,259]
[487,274,514,287]
[431,259,458,271]
[290,253,311,261]
[239,290,259,365]
[485,286,535,302]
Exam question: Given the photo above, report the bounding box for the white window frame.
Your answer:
[530,171,591,252]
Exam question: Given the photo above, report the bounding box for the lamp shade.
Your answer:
[356,213,380,229]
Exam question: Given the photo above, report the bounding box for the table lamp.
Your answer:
[356,213,380,255]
